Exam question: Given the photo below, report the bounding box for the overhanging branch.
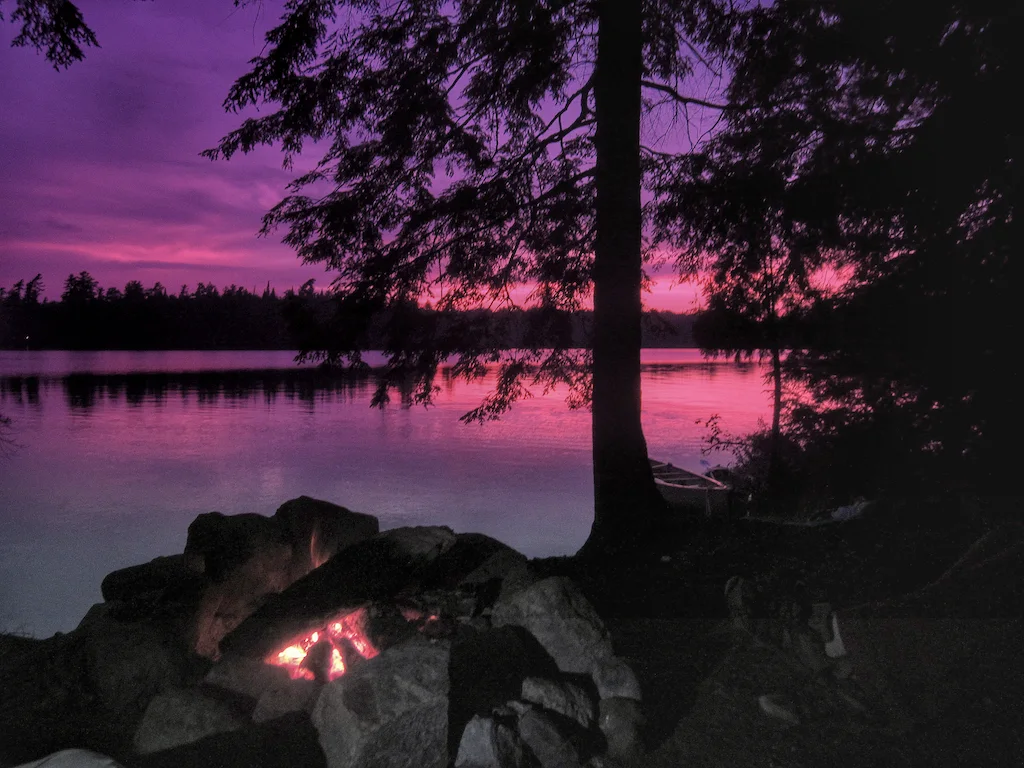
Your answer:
[641,80,732,111]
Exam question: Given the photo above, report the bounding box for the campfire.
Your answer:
[11,497,644,768]
[269,607,378,681]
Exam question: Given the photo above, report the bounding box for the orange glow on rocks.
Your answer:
[267,607,378,681]
[309,525,329,570]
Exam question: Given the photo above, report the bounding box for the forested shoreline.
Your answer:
[0,272,698,351]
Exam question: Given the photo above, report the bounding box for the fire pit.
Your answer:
[2,497,644,768]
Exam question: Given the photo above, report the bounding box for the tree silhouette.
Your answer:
[650,74,828,496]
[205,0,733,556]
[0,0,97,68]
[7,0,736,553]
[660,0,1024,500]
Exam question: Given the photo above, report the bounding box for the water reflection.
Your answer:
[1,355,767,414]
[0,370,380,412]
[0,350,770,638]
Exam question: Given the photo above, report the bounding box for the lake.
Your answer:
[0,349,768,637]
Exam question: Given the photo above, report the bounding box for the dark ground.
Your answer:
[3,496,1021,767]
[535,496,1024,766]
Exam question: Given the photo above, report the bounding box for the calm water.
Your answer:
[0,349,767,637]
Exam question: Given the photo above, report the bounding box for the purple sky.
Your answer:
[0,0,701,311]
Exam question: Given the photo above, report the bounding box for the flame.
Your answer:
[399,606,423,623]
[309,524,327,570]
[329,647,345,677]
[266,606,377,681]
[399,606,440,627]
[328,612,379,660]
[276,644,309,667]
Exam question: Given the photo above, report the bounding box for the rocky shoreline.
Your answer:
[3,494,1022,768]
[1,497,644,768]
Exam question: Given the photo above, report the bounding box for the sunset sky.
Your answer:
[0,0,703,311]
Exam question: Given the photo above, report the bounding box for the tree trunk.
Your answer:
[578,0,668,559]
[768,342,782,477]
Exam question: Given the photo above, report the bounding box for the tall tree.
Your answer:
[662,0,1024,499]
[650,87,826,493]
[206,0,731,556]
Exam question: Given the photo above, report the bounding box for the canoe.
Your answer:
[650,459,732,516]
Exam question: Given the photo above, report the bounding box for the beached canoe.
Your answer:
[650,459,732,516]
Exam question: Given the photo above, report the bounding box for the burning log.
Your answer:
[220,526,457,660]
[182,497,380,658]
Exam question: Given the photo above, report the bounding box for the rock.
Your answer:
[521,677,595,729]
[455,716,538,768]
[126,711,325,768]
[11,749,124,768]
[75,603,196,723]
[252,676,322,722]
[491,577,613,674]
[516,708,584,768]
[133,688,248,755]
[597,698,644,764]
[460,548,530,589]
[0,634,91,764]
[449,627,560,757]
[458,546,536,609]
[590,657,642,702]
[203,655,293,701]
[273,496,380,572]
[377,525,458,562]
[183,512,297,658]
[757,693,801,725]
[188,541,295,658]
[312,635,450,768]
[101,555,193,602]
[417,533,522,591]
[183,512,287,580]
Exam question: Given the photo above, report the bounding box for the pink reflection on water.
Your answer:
[0,350,771,637]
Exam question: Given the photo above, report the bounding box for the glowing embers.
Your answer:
[268,607,378,682]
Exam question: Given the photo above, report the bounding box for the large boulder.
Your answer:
[312,635,450,768]
[188,536,296,658]
[516,708,584,768]
[273,496,381,574]
[0,634,92,766]
[455,716,537,768]
[491,577,614,675]
[590,656,642,702]
[252,677,322,723]
[448,626,560,757]
[101,555,196,603]
[127,711,326,768]
[202,655,293,701]
[597,697,644,764]
[133,688,248,755]
[183,512,288,582]
[417,533,526,592]
[520,677,595,730]
[75,603,198,723]
[10,749,124,768]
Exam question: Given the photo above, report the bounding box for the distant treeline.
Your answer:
[1,273,294,350]
[0,273,697,351]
